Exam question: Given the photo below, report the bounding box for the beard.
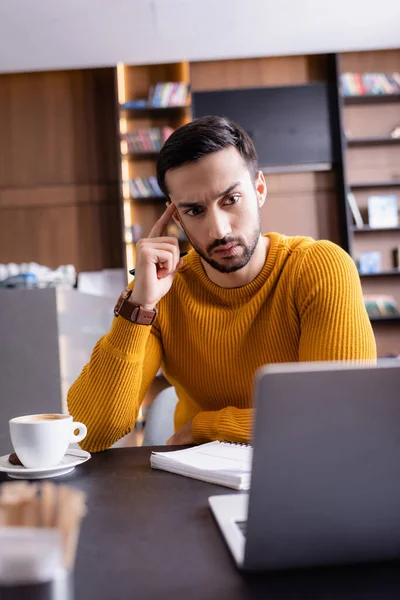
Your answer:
[188,213,261,274]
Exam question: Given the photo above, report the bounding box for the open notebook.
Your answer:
[150,441,252,490]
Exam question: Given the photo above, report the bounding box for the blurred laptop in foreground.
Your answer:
[209,360,400,570]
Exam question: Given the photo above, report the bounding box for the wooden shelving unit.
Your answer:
[347,137,400,147]
[338,49,400,353]
[352,225,400,233]
[120,105,191,115]
[122,152,160,161]
[343,94,400,105]
[128,195,167,203]
[359,270,400,278]
[369,314,400,322]
[116,61,192,276]
[349,180,400,189]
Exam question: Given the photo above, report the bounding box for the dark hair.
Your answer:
[156,116,259,197]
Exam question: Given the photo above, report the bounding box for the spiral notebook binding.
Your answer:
[219,440,252,447]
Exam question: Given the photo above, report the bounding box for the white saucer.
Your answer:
[0,448,91,479]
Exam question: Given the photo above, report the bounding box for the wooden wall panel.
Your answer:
[190,55,328,91]
[0,68,122,272]
[340,50,400,73]
[0,201,122,272]
[0,183,117,209]
[261,171,339,243]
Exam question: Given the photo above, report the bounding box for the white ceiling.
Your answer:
[0,0,399,74]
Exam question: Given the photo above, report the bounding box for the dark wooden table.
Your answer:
[1,446,400,600]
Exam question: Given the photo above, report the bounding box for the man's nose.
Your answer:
[208,212,232,240]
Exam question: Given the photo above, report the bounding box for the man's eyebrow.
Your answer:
[177,182,241,209]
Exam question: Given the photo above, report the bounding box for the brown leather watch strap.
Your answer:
[114,288,158,325]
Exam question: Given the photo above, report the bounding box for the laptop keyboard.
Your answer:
[235,520,247,537]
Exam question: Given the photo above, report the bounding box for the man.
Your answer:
[68,116,376,452]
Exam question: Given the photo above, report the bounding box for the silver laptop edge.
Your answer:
[209,360,400,570]
[208,494,248,567]
[258,358,397,376]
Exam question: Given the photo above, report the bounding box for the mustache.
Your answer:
[207,237,242,253]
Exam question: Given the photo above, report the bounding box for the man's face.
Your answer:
[166,147,266,274]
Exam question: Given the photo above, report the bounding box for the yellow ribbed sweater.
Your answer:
[68,233,376,452]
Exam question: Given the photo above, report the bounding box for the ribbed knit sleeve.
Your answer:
[192,407,253,444]
[295,241,377,361]
[67,317,162,452]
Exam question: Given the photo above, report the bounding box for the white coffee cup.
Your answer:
[9,414,87,469]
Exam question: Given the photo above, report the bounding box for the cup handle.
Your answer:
[71,422,87,444]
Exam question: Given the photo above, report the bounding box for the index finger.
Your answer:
[149,201,177,238]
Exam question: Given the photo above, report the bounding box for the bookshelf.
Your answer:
[126,152,160,160]
[347,138,400,147]
[343,94,400,105]
[352,225,400,233]
[359,270,400,278]
[116,61,192,275]
[337,49,400,355]
[350,180,400,189]
[369,314,400,323]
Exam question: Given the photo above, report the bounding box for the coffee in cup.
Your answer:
[9,414,87,469]
[27,414,65,422]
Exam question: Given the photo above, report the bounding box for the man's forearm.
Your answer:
[192,407,253,444]
[67,317,161,452]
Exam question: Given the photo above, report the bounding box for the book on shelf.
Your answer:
[120,81,189,109]
[347,192,364,228]
[368,195,398,228]
[129,177,164,199]
[122,127,174,154]
[364,294,399,317]
[340,72,400,96]
[358,251,382,274]
[392,247,400,270]
[147,176,164,196]
[142,178,155,196]
[148,82,189,107]
[120,99,148,109]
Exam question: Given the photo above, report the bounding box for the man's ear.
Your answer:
[255,171,267,208]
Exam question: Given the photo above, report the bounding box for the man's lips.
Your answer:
[213,243,239,256]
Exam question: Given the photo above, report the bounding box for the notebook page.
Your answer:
[152,441,252,473]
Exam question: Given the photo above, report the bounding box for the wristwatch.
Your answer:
[114,287,158,325]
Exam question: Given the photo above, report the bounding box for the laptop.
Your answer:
[209,360,400,570]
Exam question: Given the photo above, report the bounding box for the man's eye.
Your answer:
[225,194,240,205]
[185,206,203,217]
